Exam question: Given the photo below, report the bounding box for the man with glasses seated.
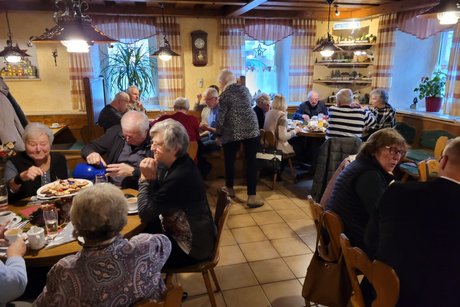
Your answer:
[370,137,460,306]
[97,92,130,132]
[81,111,151,189]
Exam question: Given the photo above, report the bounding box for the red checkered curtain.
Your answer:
[245,19,292,44]
[288,19,316,103]
[69,53,93,111]
[443,22,460,116]
[156,16,184,108]
[93,16,157,42]
[220,19,246,76]
[396,10,451,39]
[371,13,398,90]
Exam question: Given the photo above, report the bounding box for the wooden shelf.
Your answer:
[313,79,372,85]
[336,43,376,51]
[315,62,372,68]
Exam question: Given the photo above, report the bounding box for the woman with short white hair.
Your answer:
[35,183,171,306]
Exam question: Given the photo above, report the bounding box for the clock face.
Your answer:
[194,38,205,49]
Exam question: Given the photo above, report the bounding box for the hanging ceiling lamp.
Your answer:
[418,0,460,25]
[313,0,342,57]
[152,3,179,61]
[30,0,117,53]
[0,11,30,63]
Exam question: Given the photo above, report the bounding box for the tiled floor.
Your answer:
[177,177,317,307]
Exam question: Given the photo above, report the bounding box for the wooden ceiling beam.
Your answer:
[350,0,438,18]
[226,0,269,17]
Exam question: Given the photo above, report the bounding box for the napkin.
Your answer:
[45,222,76,249]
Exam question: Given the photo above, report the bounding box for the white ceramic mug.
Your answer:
[0,210,15,225]
[27,226,46,250]
[5,228,22,244]
[127,197,138,211]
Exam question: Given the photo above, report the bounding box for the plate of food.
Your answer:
[37,178,93,200]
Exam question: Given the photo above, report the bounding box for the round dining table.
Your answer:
[5,188,144,267]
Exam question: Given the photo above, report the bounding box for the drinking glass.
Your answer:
[0,182,8,210]
[95,174,108,184]
[42,206,59,237]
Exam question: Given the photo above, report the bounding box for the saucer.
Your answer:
[50,124,61,128]
[128,209,138,215]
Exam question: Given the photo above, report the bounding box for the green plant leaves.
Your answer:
[414,70,447,100]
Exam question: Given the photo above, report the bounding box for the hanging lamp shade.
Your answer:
[312,0,342,57]
[31,0,117,53]
[418,0,460,25]
[1,11,30,63]
[151,3,180,61]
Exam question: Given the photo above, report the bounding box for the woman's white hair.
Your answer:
[335,88,353,106]
[218,69,236,88]
[150,119,189,157]
[71,183,128,241]
[23,122,54,145]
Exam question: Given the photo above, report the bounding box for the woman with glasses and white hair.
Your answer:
[326,128,408,256]
[138,119,215,268]
[35,184,171,306]
[4,122,68,203]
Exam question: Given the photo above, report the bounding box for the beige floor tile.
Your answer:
[298,277,305,285]
[221,229,237,246]
[231,226,267,244]
[259,190,288,201]
[246,201,274,213]
[267,198,298,211]
[260,222,298,240]
[299,234,317,252]
[261,279,304,307]
[227,214,256,229]
[228,203,248,216]
[283,254,313,278]
[183,292,226,307]
[218,245,247,266]
[300,207,312,217]
[271,237,311,257]
[249,258,295,284]
[215,263,259,290]
[250,211,284,225]
[287,219,316,236]
[239,240,280,262]
[222,285,271,307]
[176,272,208,296]
[291,197,310,209]
[277,208,310,222]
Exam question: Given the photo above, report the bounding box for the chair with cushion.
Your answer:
[405,130,453,162]
[340,233,400,307]
[417,158,439,182]
[132,283,183,307]
[163,188,232,307]
[395,122,416,145]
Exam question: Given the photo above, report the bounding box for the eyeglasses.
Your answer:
[151,142,165,149]
[385,146,407,157]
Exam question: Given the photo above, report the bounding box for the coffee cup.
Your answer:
[0,211,15,225]
[27,226,46,250]
[127,197,138,212]
[51,123,60,128]
[5,228,22,244]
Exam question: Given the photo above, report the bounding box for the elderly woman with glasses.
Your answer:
[326,128,407,255]
[35,184,171,306]
[138,119,216,268]
[4,122,68,203]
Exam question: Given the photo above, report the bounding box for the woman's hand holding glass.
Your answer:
[139,158,158,181]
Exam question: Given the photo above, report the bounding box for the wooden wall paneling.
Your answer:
[27,114,87,142]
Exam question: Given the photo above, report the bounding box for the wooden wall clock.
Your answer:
[191,30,208,66]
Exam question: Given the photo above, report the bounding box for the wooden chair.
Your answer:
[163,188,232,307]
[400,135,448,182]
[188,141,198,160]
[405,131,453,163]
[339,233,400,307]
[417,158,439,182]
[132,284,183,307]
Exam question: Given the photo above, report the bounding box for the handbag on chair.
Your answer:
[302,213,352,307]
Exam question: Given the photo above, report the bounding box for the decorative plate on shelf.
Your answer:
[37,179,93,200]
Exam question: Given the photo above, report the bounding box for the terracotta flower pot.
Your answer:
[425,96,442,112]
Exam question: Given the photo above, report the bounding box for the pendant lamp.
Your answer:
[0,11,30,63]
[151,3,179,61]
[418,0,460,25]
[313,0,342,57]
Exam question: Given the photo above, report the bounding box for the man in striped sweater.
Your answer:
[326,88,376,139]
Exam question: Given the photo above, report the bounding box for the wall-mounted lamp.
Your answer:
[151,3,179,61]
[30,0,117,53]
[418,0,460,25]
[335,5,340,16]
[0,11,30,63]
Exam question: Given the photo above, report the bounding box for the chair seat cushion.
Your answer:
[406,148,433,162]
[399,162,419,177]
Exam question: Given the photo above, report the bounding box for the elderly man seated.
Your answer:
[154,97,200,142]
[293,90,328,121]
[326,88,376,139]
[127,85,147,113]
[97,91,130,131]
[253,93,270,129]
[81,111,151,189]
[35,184,171,306]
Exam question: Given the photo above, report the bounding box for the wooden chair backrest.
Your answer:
[340,233,400,307]
[433,136,449,160]
[417,158,439,182]
[307,195,342,262]
[188,141,198,160]
[81,77,105,143]
[132,284,183,307]
[211,188,232,262]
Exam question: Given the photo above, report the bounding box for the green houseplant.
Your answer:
[101,44,157,102]
[414,70,447,112]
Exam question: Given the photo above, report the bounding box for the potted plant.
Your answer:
[414,70,447,112]
[101,44,157,102]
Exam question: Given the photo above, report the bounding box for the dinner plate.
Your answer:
[4,215,22,229]
[36,179,93,200]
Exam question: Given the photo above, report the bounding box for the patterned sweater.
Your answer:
[370,104,396,131]
[216,83,259,144]
[326,105,376,139]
